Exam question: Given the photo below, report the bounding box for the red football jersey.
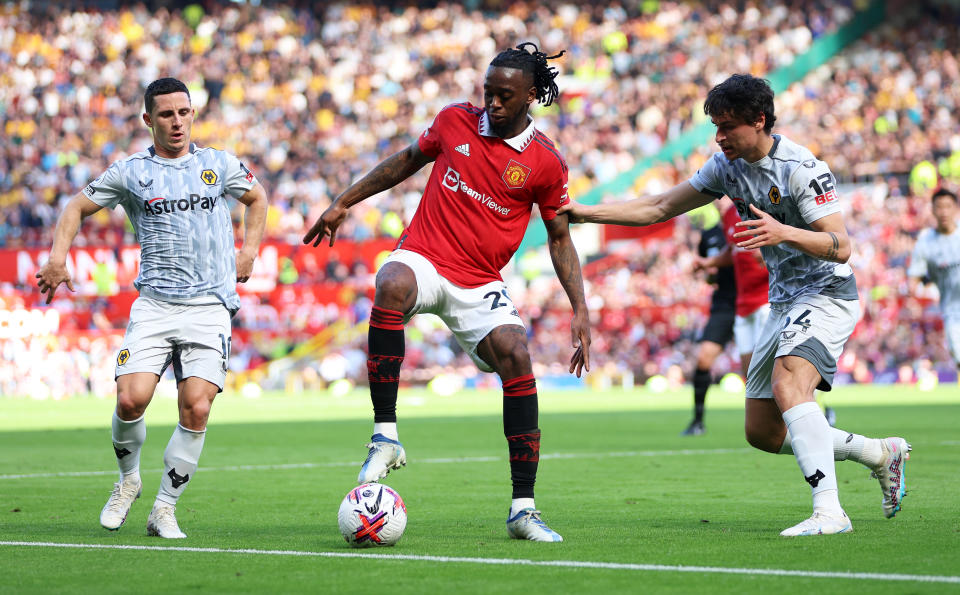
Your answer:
[398,102,569,288]
[723,205,769,316]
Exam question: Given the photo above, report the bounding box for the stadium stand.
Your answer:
[0,1,956,397]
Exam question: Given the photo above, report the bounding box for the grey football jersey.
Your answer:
[689,135,857,305]
[83,144,257,314]
[908,225,960,318]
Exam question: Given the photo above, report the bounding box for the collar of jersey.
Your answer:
[745,134,781,168]
[478,111,536,152]
[148,143,198,164]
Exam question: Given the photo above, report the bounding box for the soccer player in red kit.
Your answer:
[304,43,590,542]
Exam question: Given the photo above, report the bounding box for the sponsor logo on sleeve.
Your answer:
[814,189,838,205]
[240,162,255,183]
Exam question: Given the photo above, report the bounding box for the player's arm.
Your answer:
[694,245,733,271]
[543,214,591,377]
[304,142,435,247]
[733,204,851,263]
[234,182,268,283]
[36,193,105,303]
[557,181,715,226]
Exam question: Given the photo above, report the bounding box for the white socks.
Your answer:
[779,424,883,467]
[157,424,206,506]
[374,422,399,441]
[782,402,841,513]
[112,412,145,481]
[510,498,536,517]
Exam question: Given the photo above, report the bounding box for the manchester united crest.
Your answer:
[502,160,531,189]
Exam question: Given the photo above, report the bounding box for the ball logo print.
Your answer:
[338,483,407,547]
[502,160,531,189]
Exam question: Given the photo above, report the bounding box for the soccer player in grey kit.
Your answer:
[560,74,910,537]
[36,78,268,538]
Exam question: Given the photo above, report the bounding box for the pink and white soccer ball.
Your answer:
[337,483,407,547]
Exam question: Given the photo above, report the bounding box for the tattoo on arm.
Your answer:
[549,235,586,310]
[824,231,839,261]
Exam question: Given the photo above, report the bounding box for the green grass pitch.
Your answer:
[1,384,958,594]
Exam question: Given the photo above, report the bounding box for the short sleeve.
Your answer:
[222,152,257,199]
[688,154,727,198]
[417,109,446,158]
[907,234,929,278]
[789,159,843,223]
[82,162,126,209]
[536,158,569,221]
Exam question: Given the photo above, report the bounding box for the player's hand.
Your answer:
[691,255,716,274]
[733,204,789,250]
[303,203,349,248]
[557,201,591,224]
[568,310,591,378]
[35,261,75,304]
[236,249,256,283]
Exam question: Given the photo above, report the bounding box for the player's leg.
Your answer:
[100,297,172,531]
[147,376,218,539]
[946,316,960,385]
[683,340,722,436]
[359,252,431,483]
[477,324,561,542]
[147,304,230,538]
[100,371,158,530]
[684,309,735,435]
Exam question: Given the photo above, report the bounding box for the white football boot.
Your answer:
[506,508,563,542]
[99,476,141,530]
[146,502,187,539]
[871,437,911,518]
[780,510,852,537]
[358,434,406,484]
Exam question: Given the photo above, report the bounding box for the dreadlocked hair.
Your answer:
[490,42,565,106]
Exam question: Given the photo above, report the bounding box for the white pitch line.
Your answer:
[0,448,750,480]
[1,541,957,584]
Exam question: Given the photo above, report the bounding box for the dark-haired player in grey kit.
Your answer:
[560,74,910,537]
[37,78,268,538]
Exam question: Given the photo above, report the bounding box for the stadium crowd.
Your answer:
[1,0,957,397]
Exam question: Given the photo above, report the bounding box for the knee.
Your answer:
[116,389,147,420]
[180,396,213,429]
[745,425,783,454]
[499,341,531,374]
[374,266,415,311]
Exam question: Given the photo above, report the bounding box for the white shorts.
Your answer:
[945,315,960,367]
[734,303,771,355]
[115,297,232,390]
[382,249,524,373]
[746,294,859,398]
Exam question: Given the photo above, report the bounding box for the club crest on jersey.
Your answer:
[117,349,130,366]
[200,169,218,185]
[502,160,531,189]
[768,185,781,205]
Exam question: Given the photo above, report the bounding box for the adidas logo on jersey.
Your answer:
[455,143,471,157]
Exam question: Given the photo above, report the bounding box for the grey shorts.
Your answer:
[115,297,232,391]
[746,294,859,398]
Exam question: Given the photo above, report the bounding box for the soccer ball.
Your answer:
[337,483,407,547]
